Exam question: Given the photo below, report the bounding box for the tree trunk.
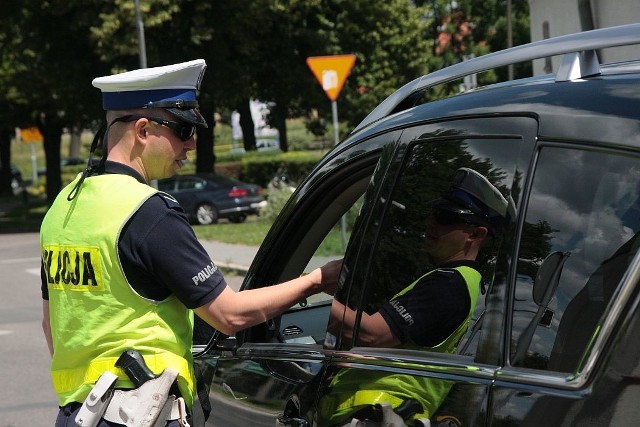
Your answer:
[0,128,13,196]
[196,101,215,174]
[39,119,64,205]
[68,126,82,160]
[238,99,256,151]
[271,100,288,152]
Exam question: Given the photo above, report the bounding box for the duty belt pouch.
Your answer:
[103,368,179,427]
[75,371,119,427]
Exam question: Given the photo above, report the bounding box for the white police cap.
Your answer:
[92,59,208,128]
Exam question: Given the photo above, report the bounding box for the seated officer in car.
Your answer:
[321,168,511,426]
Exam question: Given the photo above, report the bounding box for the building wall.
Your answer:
[528,0,640,75]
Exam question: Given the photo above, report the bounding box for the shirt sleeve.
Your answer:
[119,193,227,309]
[379,269,471,347]
[41,263,49,300]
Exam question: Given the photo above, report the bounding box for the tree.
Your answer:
[0,0,533,198]
[0,1,113,202]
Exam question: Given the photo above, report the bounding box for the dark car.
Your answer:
[157,174,265,225]
[192,24,640,426]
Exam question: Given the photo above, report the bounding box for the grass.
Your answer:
[192,217,347,256]
[192,219,271,246]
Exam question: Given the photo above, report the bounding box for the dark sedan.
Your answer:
[158,174,265,225]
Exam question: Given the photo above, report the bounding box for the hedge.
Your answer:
[216,151,326,188]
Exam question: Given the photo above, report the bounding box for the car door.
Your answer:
[317,117,537,427]
[196,115,539,426]
[488,143,640,425]
[194,131,393,426]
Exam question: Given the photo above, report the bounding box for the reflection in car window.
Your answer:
[318,137,523,425]
[351,137,522,353]
[511,147,640,373]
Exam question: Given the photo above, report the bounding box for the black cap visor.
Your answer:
[427,199,493,230]
[167,107,208,128]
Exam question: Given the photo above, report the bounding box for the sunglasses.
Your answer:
[111,115,196,141]
[428,206,483,227]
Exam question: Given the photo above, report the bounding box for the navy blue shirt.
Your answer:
[41,161,226,309]
[379,260,478,347]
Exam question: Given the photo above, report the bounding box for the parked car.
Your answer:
[193,24,640,426]
[157,174,265,225]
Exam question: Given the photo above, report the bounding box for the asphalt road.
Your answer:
[0,232,58,426]
[0,232,248,426]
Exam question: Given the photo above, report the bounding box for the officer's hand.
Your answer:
[318,259,343,296]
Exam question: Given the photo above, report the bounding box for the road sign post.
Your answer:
[306,54,356,248]
[306,54,356,146]
[18,127,43,185]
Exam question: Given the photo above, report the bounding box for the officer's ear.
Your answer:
[133,118,150,142]
[470,225,489,241]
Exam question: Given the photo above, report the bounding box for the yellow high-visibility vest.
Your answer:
[41,173,195,408]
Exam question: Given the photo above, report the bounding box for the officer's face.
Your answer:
[144,114,197,180]
[423,213,478,263]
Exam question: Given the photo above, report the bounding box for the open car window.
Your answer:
[333,124,530,356]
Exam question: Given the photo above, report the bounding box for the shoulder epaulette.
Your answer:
[156,191,184,212]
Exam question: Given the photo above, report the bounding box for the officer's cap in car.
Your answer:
[92,59,208,128]
[434,167,514,235]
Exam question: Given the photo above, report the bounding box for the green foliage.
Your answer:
[305,118,328,139]
[240,151,324,188]
[0,0,532,201]
[261,187,295,223]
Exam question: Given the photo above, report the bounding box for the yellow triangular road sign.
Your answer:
[306,54,356,101]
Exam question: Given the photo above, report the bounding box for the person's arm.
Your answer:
[42,300,53,356]
[328,299,400,347]
[194,265,336,335]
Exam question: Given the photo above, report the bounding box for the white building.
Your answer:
[528,0,640,75]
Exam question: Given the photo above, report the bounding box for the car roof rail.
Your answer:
[352,23,640,134]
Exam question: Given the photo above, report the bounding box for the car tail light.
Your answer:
[228,187,247,198]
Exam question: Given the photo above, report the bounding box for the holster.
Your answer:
[102,368,184,427]
[75,371,119,427]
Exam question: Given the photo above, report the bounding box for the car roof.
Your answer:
[346,23,640,149]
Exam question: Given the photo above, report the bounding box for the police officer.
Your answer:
[40,60,337,427]
[322,168,511,426]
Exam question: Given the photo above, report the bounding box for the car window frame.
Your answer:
[335,116,537,361]
[226,136,391,349]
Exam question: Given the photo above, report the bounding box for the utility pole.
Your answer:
[507,0,514,80]
[134,0,147,68]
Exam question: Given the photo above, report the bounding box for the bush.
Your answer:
[261,186,295,223]
[240,151,324,188]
